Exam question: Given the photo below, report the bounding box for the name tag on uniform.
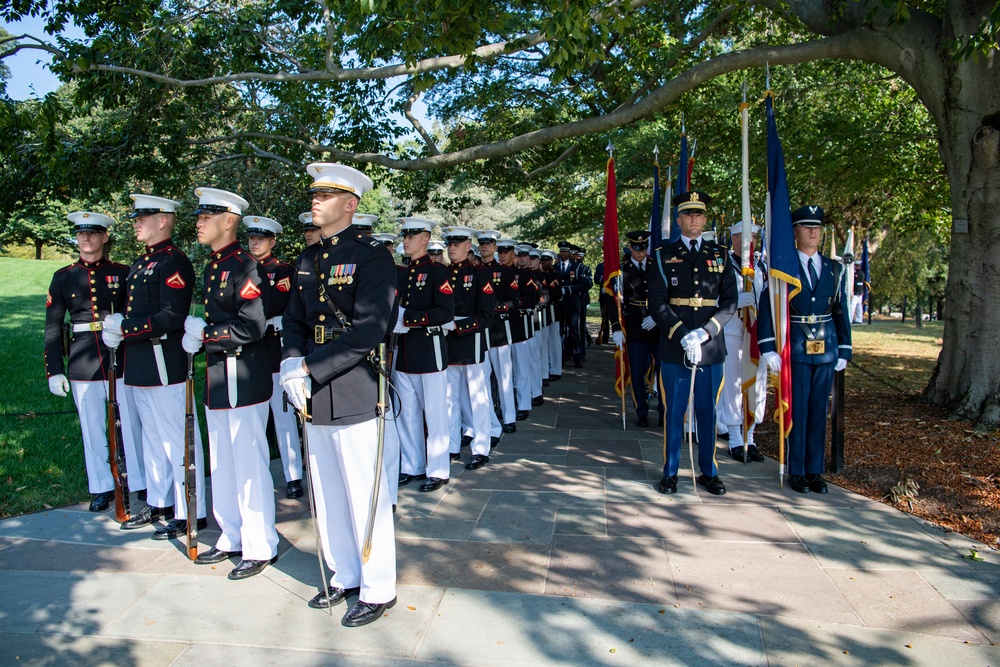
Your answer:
[806,340,826,355]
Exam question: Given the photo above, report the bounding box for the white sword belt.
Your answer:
[71,321,104,332]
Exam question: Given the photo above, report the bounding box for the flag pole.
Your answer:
[607,140,626,432]
[739,79,753,464]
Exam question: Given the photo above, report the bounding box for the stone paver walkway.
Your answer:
[2,345,999,665]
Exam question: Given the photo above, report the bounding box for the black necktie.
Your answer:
[808,259,819,289]
[689,240,698,254]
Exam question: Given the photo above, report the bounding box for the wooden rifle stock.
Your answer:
[184,353,198,560]
[106,348,130,523]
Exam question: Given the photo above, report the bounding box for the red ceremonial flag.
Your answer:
[602,156,631,397]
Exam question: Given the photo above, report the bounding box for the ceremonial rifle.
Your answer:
[106,346,131,522]
[184,352,198,560]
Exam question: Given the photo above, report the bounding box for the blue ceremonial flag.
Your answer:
[649,156,663,249]
[861,236,871,317]
[670,133,689,243]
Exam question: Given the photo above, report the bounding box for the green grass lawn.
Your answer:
[0,257,211,518]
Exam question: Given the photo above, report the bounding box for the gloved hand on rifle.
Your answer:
[182,316,206,354]
[392,307,408,335]
[102,313,124,349]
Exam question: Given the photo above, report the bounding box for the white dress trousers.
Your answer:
[395,369,451,479]
[205,402,278,560]
[268,372,303,483]
[447,361,493,458]
[70,378,145,494]
[306,418,396,604]
[132,383,206,518]
[487,344,515,425]
[511,339,534,411]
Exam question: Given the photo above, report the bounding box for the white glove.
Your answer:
[279,357,311,412]
[442,320,457,332]
[835,358,848,372]
[103,313,123,335]
[737,292,755,309]
[271,315,283,332]
[102,329,122,349]
[611,331,624,347]
[48,374,69,397]
[640,316,656,331]
[680,328,709,347]
[184,315,207,337]
[684,342,702,366]
[181,331,203,354]
[761,352,782,373]
[392,307,407,334]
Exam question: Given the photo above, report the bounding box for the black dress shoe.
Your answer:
[806,474,829,494]
[194,547,240,564]
[788,475,811,493]
[418,477,449,492]
[228,555,278,580]
[656,475,678,494]
[502,423,516,434]
[465,455,489,470]
[531,396,544,406]
[90,491,113,512]
[286,480,304,499]
[450,453,461,461]
[490,436,501,451]
[697,474,726,496]
[392,504,397,514]
[542,379,549,387]
[342,597,397,627]
[729,448,748,463]
[151,517,208,541]
[460,435,473,449]
[745,445,765,462]
[636,416,649,428]
[308,586,360,609]
[516,410,530,421]
[137,489,147,502]
[717,431,730,443]
[398,473,426,486]
[120,504,172,530]
[573,360,583,368]
[549,375,561,381]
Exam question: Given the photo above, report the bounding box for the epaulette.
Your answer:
[54,264,75,275]
[354,233,382,249]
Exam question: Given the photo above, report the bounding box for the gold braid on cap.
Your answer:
[309,181,357,194]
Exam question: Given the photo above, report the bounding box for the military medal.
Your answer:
[219,271,230,289]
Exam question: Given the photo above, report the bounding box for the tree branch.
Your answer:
[403,91,440,156]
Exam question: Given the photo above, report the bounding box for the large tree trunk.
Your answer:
[925,89,1000,424]
[34,238,43,260]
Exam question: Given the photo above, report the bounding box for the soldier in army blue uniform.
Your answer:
[44,212,145,513]
[280,163,398,626]
[393,218,456,492]
[758,206,852,494]
[556,242,585,367]
[610,231,664,428]
[441,226,496,470]
[573,246,594,358]
[245,216,303,500]
[648,191,738,496]
[479,233,520,434]
[181,188,277,579]
[103,194,208,534]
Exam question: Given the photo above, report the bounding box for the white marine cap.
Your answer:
[192,187,249,217]
[514,243,533,255]
[475,229,501,242]
[372,233,396,245]
[728,222,761,235]
[441,226,476,242]
[428,239,446,253]
[243,215,283,237]
[701,230,717,242]
[497,238,518,250]
[541,249,558,259]
[352,213,379,230]
[128,194,180,219]
[68,211,114,232]
[306,162,373,198]
[397,217,437,235]
[473,245,482,258]
[298,212,318,230]
[528,247,541,258]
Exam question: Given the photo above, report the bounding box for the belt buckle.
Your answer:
[314,325,325,345]
[805,340,825,355]
[89,322,103,332]
[689,297,703,307]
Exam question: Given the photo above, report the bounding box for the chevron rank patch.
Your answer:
[439,280,454,294]
[165,272,186,289]
[239,278,261,299]
[276,277,291,292]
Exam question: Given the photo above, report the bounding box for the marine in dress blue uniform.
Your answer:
[510,244,540,419]
[757,206,852,493]
[182,188,277,579]
[392,218,456,492]
[280,163,398,626]
[610,231,664,428]
[300,212,322,247]
[479,232,519,433]
[103,194,207,533]
[44,212,145,512]
[245,216,303,499]
[527,247,548,404]
[648,191,738,496]
[539,249,563,382]
[441,226,496,470]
